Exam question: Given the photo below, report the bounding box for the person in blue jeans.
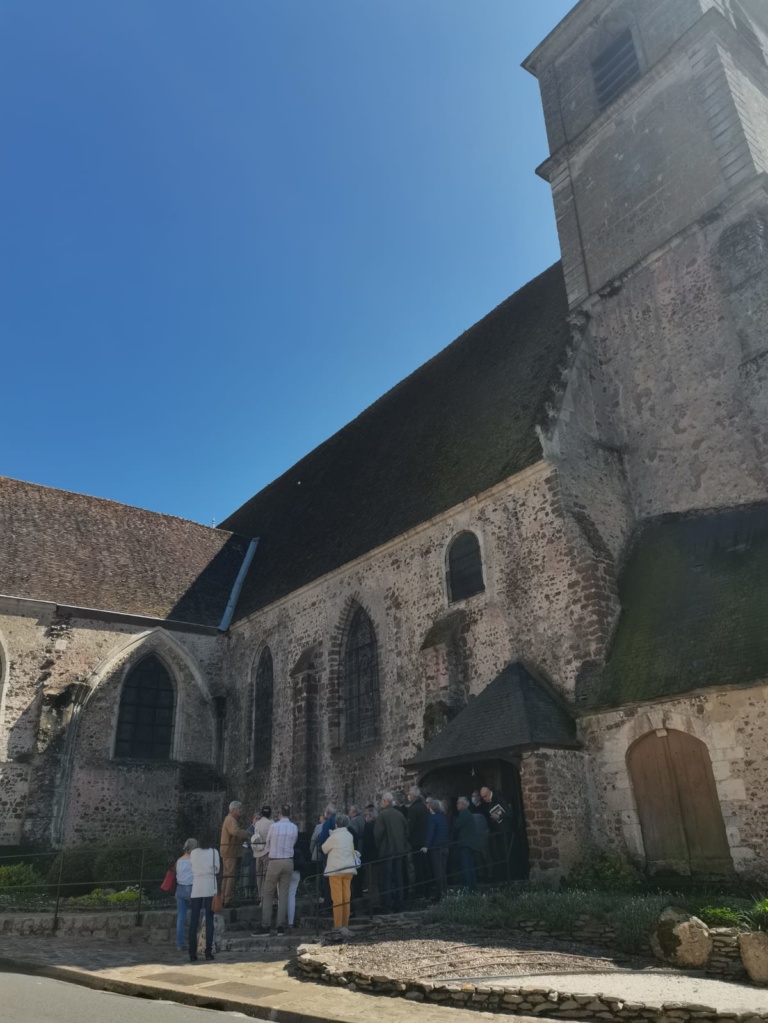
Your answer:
[174,838,197,951]
[188,831,221,961]
[453,796,478,890]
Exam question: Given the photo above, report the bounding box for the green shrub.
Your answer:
[424,887,706,954]
[564,850,642,892]
[46,847,95,896]
[92,844,168,891]
[697,906,741,927]
[65,888,111,907]
[107,887,141,904]
[0,863,44,890]
[741,897,768,932]
[65,886,144,908]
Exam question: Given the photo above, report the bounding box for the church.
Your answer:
[2,0,768,883]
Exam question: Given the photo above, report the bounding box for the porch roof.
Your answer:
[405,661,579,771]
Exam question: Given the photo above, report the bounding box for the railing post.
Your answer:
[135,848,146,927]
[52,850,65,933]
[314,861,321,937]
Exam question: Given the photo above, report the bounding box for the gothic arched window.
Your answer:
[252,647,274,769]
[447,531,485,603]
[115,655,174,760]
[342,607,380,746]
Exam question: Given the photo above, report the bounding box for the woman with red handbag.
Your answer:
[188,830,221,962]
[170,838,197,951]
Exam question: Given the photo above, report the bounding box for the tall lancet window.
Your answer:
[342,606,380,746]
[252,647,274,769]
[115,655,175,759]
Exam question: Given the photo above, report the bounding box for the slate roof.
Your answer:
[406,662,579,770]
[222,263,570,617]
[577,502,768,709]
[0,476,253,628]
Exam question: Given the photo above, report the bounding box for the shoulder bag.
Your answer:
[160,862,177,894]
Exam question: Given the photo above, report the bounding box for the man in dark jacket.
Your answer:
[374,791,409,912]
[406,785,431,900]
[453,796,479,890]
[480,786,513,883]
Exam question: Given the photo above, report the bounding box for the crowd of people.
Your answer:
[172,785,514,950]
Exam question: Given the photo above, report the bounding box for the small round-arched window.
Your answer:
[446,531,485,603]
[115,655,175,760]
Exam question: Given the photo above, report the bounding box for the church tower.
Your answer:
[525,0,768,522]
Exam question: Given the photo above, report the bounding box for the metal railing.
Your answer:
[0,829,518,937]
[0,848,170,931]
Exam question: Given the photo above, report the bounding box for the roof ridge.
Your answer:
[222,261,564,528]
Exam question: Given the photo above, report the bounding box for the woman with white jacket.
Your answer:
[321,813,357,932]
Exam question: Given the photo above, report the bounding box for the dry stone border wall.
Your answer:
[296,944,764,1023]
[460,916,743,979]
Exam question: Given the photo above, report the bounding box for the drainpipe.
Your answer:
[218,539,259,632]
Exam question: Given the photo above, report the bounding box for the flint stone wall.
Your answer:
[0,602,224,849]
[225,462,618,879]
[580,685,768,880]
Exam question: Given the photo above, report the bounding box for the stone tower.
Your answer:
[525,0,768,540]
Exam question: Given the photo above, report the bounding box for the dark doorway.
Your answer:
[420,757,530,881]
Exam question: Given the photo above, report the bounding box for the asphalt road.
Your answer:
[0,973,251,1023]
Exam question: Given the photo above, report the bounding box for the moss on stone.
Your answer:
[579,504,768,708]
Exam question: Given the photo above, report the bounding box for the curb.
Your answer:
[0,954,335,1023]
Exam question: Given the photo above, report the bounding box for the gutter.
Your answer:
[0,594,221,635]
[217,538,259,632]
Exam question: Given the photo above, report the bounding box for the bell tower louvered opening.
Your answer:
[592,28,641,109]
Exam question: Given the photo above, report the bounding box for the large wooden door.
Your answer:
[628,729,733,876]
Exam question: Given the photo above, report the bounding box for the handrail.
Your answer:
[0,828,517,934]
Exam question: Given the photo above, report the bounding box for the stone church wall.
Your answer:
[584,183,768,520]
[0,599,223,849]
[224,461,619,877]
[579,683,768,879]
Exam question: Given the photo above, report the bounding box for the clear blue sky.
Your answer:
[1,0,574,526]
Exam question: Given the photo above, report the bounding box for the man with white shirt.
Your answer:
[250,805,272,902]
[256,804,298,934]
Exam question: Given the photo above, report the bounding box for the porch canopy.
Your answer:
[405,661,579,773]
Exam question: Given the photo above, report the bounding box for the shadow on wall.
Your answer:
[167,534,253,627]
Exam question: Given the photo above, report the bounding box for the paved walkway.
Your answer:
[0,934,534,1023]
[3,930,768,1022]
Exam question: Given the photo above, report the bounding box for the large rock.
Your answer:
[739,931,768,984]
[651,906,713,968]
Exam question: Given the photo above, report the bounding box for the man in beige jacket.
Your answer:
[220,800,250,906]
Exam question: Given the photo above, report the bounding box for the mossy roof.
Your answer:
[221,263,570,618]
[576,503,768,709]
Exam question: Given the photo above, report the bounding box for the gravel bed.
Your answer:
[321,924,652,981]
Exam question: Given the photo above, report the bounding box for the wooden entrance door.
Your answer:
[628,729,733,876]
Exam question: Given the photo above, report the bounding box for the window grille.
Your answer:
[447,531,485,602]
[342,607,380,746]
[252,648,274,768]
[592,28,641,109]
[115,655,174,759]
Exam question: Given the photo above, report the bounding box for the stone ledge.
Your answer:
[294,944,759,1023]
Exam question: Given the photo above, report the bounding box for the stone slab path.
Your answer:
[0,934,547,1023]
